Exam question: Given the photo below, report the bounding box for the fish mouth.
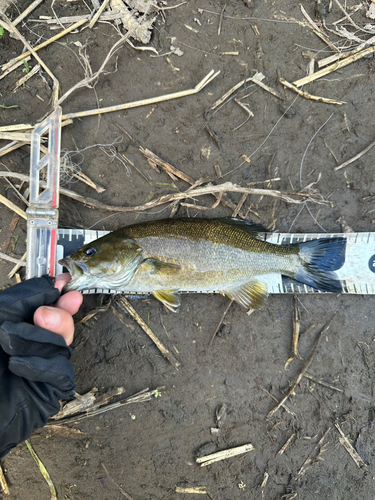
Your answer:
[58,258,90,291]
[59,257,88,275]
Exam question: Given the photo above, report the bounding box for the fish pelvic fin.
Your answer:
[295,237,346,293]
[152,290,181,312]
[224,279,268,309]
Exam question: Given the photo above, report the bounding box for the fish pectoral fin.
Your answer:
[152,290,181,312]
[224,280,268,309]
[145,258,182,274]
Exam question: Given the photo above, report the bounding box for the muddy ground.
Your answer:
[1,0,375,498]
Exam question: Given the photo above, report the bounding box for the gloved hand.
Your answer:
[0,274,82,459]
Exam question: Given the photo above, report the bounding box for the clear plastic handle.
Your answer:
[26,107,62,279]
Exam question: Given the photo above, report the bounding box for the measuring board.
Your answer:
[56,229,375,296]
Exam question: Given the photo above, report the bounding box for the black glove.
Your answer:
[0,276,76,459]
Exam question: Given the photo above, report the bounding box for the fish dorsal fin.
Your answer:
[152,290,181,312]
[224,279,268,309]
[218,218,268,240]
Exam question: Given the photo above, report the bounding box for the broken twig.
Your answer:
[285,295,302,369]
[303,372,343,392]
[0,172,329,213]
[60,70,220,119]
[280,78,345,105]
[296,428,331,480]
[101,463,135,500]
[268,316,336,418]
[334,138,375,171]
[209,299,233,345]
[117,296,180,369]
[335,423,367,469]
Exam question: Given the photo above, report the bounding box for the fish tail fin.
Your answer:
[294,237,346,293]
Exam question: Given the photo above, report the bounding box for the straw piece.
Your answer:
[1,19,87,73]
[40,11,128,24]
[300,5,337,52]
[284,295,302,370]
[335,423,367,468]
[196,443,254,467]
[0,193,27,219]
[296,428,332,480]
[332,0,369,33]
[318,34,375,68]
[0,132,32,141]
[0,12,59,104]
[61,70,220,119]
[210,76,254,111]
[176,486,208,494]
[303,372,343,392]
[49,387,163,424]
[0,252,26,266]
[117,296,181,369]
[13,64,40,91]
[89,0,110,29]
[8,252,27,279]
[71,171,106,193]
[280,77,345,105]
[25,440,57,500]
[0,464,9,495]
[0,124,33,132]
[0,120,72,159]
[251,75,284,101]
[278,433,295,456]
[268,316,336,418]
[13,0,44,25]
[293,46,375,87]
[140,147,194,185]
[334,138,375,171]
[101,463,135,500]
[0,141,28,158]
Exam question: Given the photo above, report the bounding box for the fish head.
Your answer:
[59,234,143,291]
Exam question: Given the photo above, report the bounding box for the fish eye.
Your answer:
[85,247,97,257]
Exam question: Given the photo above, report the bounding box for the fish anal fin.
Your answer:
[224,280,268,309]
[152,290,181,312]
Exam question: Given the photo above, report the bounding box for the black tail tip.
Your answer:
[296,237,346,293]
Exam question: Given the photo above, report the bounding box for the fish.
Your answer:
[59,218,346,312]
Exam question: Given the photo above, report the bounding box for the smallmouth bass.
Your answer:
[60,218,346,311]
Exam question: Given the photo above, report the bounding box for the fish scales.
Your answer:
[123,219,299,291]
[60,218,346,311]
